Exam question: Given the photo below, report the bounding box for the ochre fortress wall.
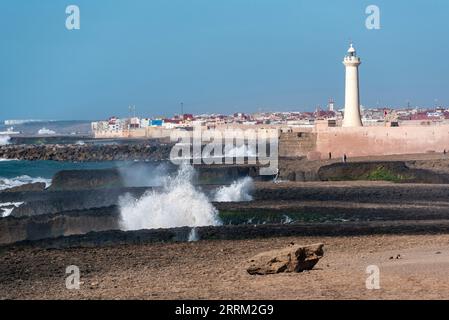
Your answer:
[281,125,449,159]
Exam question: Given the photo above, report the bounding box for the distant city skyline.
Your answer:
[1,0,449,120]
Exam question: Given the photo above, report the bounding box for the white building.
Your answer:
[342,43,363,127]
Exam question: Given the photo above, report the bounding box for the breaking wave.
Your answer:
[0,135,11,145]
[119,163,222,231]
[0,202,24,217]
[213,177,254,202]
[0,175,52,191]
[37,128,56,135]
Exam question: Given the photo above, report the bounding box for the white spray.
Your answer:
[117,162,169,188]
[119,163,222,231]
[188,227,199,242]
[0,135,11,146]
[213,177,254,202]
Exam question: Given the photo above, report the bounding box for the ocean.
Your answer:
[0,160,133,191]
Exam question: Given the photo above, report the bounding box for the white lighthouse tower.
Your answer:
[342,43,363,127]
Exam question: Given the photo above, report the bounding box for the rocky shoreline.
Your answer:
[4,143,449,185]
[3,151,449,300]
[4,181,449,245]
[3,152,449,247]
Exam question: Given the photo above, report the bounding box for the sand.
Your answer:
[1,234,449,300]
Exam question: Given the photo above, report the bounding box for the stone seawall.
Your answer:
[0,144,173,161]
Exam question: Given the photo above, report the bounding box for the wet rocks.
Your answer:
[0,206,120,245]
[49,169,124,191]
[0,144,173,162]
[8,188,150,217]
[2,182,46,193]
[247,243,324,275]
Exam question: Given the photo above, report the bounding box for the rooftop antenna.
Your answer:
[180,102,184,116]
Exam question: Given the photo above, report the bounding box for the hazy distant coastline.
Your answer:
[0,120,93,137]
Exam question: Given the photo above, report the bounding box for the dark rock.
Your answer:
[49,169,124,191]
[0,206,120,245]
[9,187,151,217]
[6,220,449,249]
[317,161,449,184]
[2,182,46,193]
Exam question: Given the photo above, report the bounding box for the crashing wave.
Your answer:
[0,135,11,145]
[0,202,24,217]
[37,128,56,135]
[119,163,222,231]
[0,175,51,191]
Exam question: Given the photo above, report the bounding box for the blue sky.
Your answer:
[0,0,448,120]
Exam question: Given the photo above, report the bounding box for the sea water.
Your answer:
[0,160,131,191]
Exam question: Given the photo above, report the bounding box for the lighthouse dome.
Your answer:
[348,43,356,53]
